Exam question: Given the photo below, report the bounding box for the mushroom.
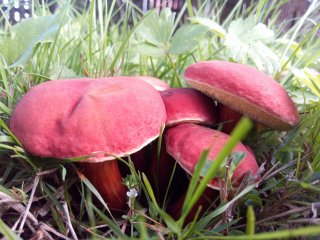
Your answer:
[160,88,217,127]
[184,61,299,131]
[10,77,166,211]
[147,88,218,202]
[165,123,259,189]
[164,123,259,220]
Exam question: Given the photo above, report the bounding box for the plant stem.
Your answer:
[187,0,195,18]
[166,53,182,87]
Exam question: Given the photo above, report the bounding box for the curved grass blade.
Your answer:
[191,225,320,239]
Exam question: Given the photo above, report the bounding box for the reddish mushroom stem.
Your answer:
[217,103,267,133]
[217,103,242,134]
[80,160,128,211]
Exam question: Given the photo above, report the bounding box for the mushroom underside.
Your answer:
[187,80,294,131]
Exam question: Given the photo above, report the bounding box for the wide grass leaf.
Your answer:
[0,14,65,67]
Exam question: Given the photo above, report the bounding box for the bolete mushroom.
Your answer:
[160,88,217,127]
[147,88,218,201]
[10,77,166,211]
[165,123,259,188]
[184,61,299,131]
[164,123,259,220]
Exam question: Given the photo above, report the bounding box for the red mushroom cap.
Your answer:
[10,78,166,161]
[165,123,259,189]
[160,88,217,126]
[184,61,299,130]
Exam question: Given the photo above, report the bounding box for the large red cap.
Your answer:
[10,78,166,162]
[165,123,259,189]
[160,88,217,126]
[184,61,299,131]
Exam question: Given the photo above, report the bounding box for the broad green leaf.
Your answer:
[136,8,175,48]
[246,41,280,74]
[190,17,226,38]
[136,9,206,56]
[224,16,280,74]
[0,14,65,67]
[169,24,208,55]
[227,16,274,42]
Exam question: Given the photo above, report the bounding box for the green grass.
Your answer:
[0,0,320,239]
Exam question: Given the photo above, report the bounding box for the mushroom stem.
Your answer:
[80,160,127,211]
[218,103,242,134]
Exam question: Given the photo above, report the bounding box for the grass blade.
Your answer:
[91,204,127,239]
[108,11,153,75]
[246,205,255,238]
[191,225,320,239]
[0,219,22,240]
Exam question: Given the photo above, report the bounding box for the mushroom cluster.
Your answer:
[9,61,299,218]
